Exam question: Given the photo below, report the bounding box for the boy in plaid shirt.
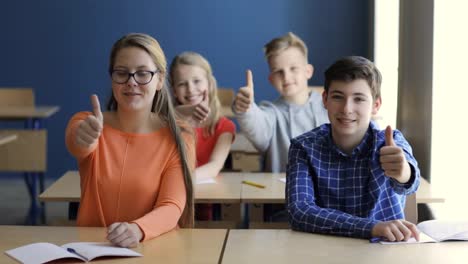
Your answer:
[286,56,420,242]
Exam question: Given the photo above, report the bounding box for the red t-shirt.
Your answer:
[195,117,236,167]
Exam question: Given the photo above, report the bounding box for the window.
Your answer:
[431,0,468,219]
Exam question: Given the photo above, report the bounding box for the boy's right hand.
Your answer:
[233,70,254,113]
[371,219,420,242]
[75,94,103,148]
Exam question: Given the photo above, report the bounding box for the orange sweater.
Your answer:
[65,112,194,241]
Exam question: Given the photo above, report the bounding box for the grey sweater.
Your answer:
[234,91,329,173]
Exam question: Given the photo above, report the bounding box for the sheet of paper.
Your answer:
[61,242,141,260]
[196,178,216,185]
[418,220,468,241]
[5,242,80,263]
[379,232,435,244]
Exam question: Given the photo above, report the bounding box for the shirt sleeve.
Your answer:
[286,138,378,238]
[65,112,98,160]
[388,130,420,194]
[234,102,275,152]
[133,131,195,241]
[217,117,236,141]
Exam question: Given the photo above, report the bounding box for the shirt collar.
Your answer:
[327,123,374,158]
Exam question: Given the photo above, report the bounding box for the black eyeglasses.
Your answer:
[110,69,159,85]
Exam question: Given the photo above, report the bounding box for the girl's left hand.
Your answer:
[107,222,143,248]
[192,89,210,124]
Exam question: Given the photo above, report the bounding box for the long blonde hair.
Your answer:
[106,33,194,227]
[169,51,222,136]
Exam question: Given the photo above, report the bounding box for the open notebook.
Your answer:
[380,220,468,244]
[5,242,142,263]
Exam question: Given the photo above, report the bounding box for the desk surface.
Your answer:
[223,229,468,264]
[241,173,285,203]
[0,226,226,264]
[418,177,445,203]
[39,171,81,202]
[240,174,443,204]
[39,171,444,205]
[195,172,243,203]
[0,106,60,119]
[0,133,17,146]
[39,171,244,204]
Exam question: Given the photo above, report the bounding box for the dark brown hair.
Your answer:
[324,56,382,100]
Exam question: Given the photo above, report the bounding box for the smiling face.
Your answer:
[111,47,162,112]
[172,64,210,106]
[268,47,313,102]
[323,79,381,146]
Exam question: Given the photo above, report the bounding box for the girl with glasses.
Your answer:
[65,33,195,248]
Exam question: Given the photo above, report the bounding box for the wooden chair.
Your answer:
[217,88,235,118]
[0,88,46,171]
[404,193,418,224]
[309,86,324,95]
[0,88,47,224]
[0,88,35,107]
[217,88,235,107]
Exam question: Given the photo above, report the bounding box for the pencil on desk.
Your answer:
[242,180,265,189]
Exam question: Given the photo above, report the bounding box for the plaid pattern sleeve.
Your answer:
[286,132,377,238]
[384,129,420,194]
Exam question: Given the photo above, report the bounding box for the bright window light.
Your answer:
[431,0,468,220]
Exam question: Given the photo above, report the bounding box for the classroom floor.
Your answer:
[0,176,68,225]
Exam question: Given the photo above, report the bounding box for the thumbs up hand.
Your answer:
[192,89,210,125]
[76,94,104,148]
[233,70,254,113]
[379,125,412,183]
[175,89,210,126]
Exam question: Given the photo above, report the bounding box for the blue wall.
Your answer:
[0,0,370,179]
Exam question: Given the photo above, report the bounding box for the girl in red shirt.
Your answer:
[170,52,236,220]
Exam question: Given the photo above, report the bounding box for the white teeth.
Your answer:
[339,119,354,123]
[186,95,201,101]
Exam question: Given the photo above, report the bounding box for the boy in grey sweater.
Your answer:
[233,32,329,173]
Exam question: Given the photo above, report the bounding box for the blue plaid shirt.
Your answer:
[286,121,420,238]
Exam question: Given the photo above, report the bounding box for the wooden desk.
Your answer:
[230,133,262,172]
[0,105,60,225]
[39,171,245,227]
[0,133,17,146]
[40,172,443,205]
[0,226,227,264]
[39,171,244,204]
[418,178,445,203]
[0,106,60,119]
[195,172,243,203]
[241,173,285,203]
[39,171,81,202]
[223,229,468,264]
[240,174,444,205]
[40,172,443,227]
